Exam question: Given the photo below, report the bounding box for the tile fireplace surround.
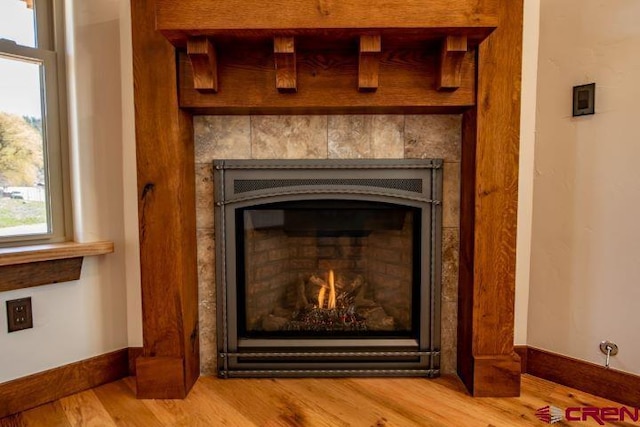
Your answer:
[193,114,461,375]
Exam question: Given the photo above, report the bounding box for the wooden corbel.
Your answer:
[274,36,297,93]
[437,35,468,91]
[358,35,381,92]
[186,37,218,93]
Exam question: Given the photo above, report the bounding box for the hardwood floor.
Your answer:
[0,374,635,426]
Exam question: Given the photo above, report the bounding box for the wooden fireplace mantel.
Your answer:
[152,0,499,114]
[131,0,523,398]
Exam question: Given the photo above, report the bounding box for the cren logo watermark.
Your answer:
[535,405,640,425]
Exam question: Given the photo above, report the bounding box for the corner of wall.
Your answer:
[515,0,541,345]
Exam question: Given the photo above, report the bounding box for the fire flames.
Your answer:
[317,269,337,309]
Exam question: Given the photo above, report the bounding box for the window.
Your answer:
[0,0,69,245]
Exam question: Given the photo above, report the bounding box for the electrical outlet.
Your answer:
[6,297,33,333]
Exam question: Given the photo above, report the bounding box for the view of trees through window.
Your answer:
[0,111,47,237]
[0,0,49,238]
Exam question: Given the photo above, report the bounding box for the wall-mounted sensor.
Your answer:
[573,83,595,116]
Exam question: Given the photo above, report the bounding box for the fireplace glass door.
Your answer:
[239,200,420,340]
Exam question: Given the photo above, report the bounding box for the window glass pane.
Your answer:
[0,56,49,237]
[0,1,37,48]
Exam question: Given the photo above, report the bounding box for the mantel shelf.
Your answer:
[0,241,114,293]
[155,0,498,47]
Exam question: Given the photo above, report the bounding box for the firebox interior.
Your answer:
[237,200,421,340]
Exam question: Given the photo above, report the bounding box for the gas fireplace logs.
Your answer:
[261,270,395,332]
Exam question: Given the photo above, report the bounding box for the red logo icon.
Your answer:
[535,406,564,424]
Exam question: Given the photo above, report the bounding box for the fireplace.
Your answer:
[132,0,524,397]
[214,159,442,377]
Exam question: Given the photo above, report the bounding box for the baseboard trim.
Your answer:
[0,348,134,418]
[521,346,640,408]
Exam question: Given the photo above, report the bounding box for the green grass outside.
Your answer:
[0,198,47,228]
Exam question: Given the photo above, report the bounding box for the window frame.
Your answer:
[0,0,71,246]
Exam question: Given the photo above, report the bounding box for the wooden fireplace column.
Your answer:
[458,0,524,396]
[131,0,523,398]
[131,0,200,398]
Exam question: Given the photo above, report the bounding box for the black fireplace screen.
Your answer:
[214,159,442,378]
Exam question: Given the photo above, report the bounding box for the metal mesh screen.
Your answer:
[234,178,423,194]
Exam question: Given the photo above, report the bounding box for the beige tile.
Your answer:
[328,115,404,159]
[405,115,461,161]
[440,348,456,374]
[251,115,328,159]
[195,163,214,230]
[197,229,217,375]
[443,162,460,228]
[198,337,217,376]
[197,229,215,286]
[442,228,459,303]
[200,317,217,375]
[440,299,458,374]
[194,116,251,161]
[328,115,371,158]
[371,115,404,158]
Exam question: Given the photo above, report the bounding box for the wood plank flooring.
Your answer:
[0,374,635,426]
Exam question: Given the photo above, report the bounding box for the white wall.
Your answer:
[528,0,640,374]
[0,0,140,382]
[514,0,540,345]
[119,0,142,348]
